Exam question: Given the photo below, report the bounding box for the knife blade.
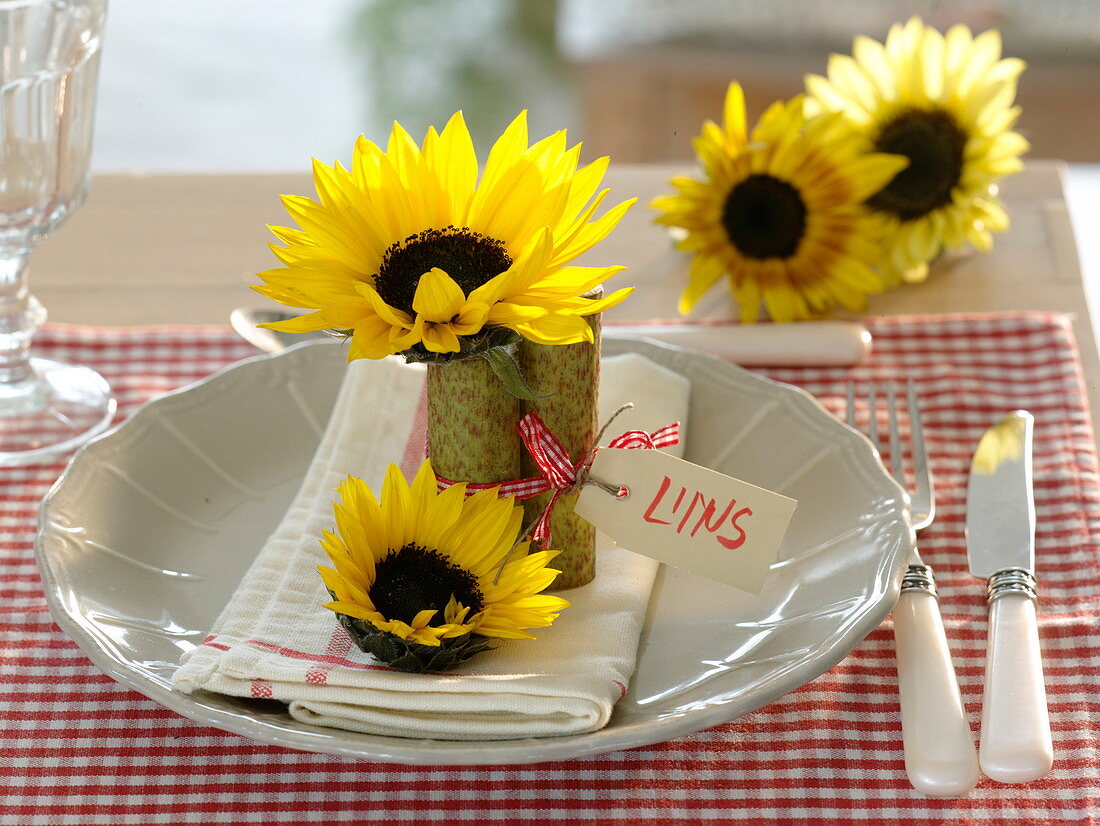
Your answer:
[965,410,1053,782]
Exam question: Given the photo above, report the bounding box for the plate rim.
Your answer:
[35,336,913,764]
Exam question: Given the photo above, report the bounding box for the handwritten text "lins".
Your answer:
[642,475,753,550]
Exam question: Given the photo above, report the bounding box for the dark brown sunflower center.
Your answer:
[868,108,967,222]
[721,174,807,260]
[370,543,483,626]
[374,226,513,315]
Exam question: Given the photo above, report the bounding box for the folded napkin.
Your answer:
[173,350,690,740]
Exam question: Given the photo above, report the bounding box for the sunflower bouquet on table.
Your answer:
[254,112,635,670]
[654,18,1028,322]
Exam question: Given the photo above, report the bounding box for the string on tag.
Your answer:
[571,403,636,499]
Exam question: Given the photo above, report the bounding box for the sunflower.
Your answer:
[318,460,570,672]
[805,17,1028,284]
[254,111,635,361]
[652,83,907,322]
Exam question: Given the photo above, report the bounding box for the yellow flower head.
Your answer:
[255,112,636,359]
[318,460,570,670]
[652,83,907,322]
[805,17,1028,283]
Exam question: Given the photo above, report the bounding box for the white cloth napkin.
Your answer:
[174,350,689,740]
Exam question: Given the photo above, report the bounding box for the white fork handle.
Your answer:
[894,588,980,796]
[979,592,1053,782]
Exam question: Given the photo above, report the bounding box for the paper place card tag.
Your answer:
[574,448,797,594]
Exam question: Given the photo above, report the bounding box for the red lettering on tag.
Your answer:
[677,491,708,533]
[717,507,753,550]
[691,497,737,538]
[642,475,754,551]
[642,476,673,525]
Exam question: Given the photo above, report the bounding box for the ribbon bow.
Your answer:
[517,413,680,544]
[436,411,680,546]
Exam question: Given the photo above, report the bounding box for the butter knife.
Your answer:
[231,306,873,366]
[604,320,872,366]
[965,410,1054,782]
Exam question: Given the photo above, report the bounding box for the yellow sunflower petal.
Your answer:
[479,110,529,192]
[564,286,635,317]
[411,268,467,323]
[512,312,594,346]
[485,302,551,325]
[523,264,627,299]
[410,609,438,629]
[256,307,336,333]
[419,484,467,552]
[416,317,462,354]
[355,283,414,328]
[554,200,637,268]
[350,319,397,360]
[473,225,554,300]
[380,463,414,548]
[679,253,727,315]
[723,82,748,146]
[562,156,610,223]
[279,194,375,271]
[449,301,490,336]
[427,111,477,221]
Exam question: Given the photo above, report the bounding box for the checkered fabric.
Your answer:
[2,315,1097,825]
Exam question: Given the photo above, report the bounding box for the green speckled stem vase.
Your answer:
[518,313,601,590]
[426,353,521,487]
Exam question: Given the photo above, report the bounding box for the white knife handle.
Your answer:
[980,590,1053,782]
[893,587,980,796]
[605,321,872,366]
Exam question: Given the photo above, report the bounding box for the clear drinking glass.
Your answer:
[0,0,114,465]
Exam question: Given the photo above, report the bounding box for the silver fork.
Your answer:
[847,381,980,797]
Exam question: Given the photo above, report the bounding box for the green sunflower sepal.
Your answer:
[402,326,549,401]
[331,597,497,674]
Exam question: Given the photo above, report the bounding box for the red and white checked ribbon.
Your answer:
[436,411,679,545]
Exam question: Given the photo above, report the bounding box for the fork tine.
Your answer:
[846,382,856,429]
[886,382,905,489]
[907,380,935,524]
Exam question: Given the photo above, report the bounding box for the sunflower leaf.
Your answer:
[481,346,553,400]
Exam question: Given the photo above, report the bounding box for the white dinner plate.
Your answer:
[36,337,913,764]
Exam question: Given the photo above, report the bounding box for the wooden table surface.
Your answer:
[29,160,1099,430]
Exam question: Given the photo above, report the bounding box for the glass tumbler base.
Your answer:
[0,358,116,466]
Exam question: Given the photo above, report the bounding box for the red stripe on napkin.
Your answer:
[250,679,274,699]
[399,382,429,480]
[304,626,353,685]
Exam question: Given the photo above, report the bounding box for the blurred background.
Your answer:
[94,0,1100,172]
[93,0,1098,288]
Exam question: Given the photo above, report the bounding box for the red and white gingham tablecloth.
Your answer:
[1,313,1097,825]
